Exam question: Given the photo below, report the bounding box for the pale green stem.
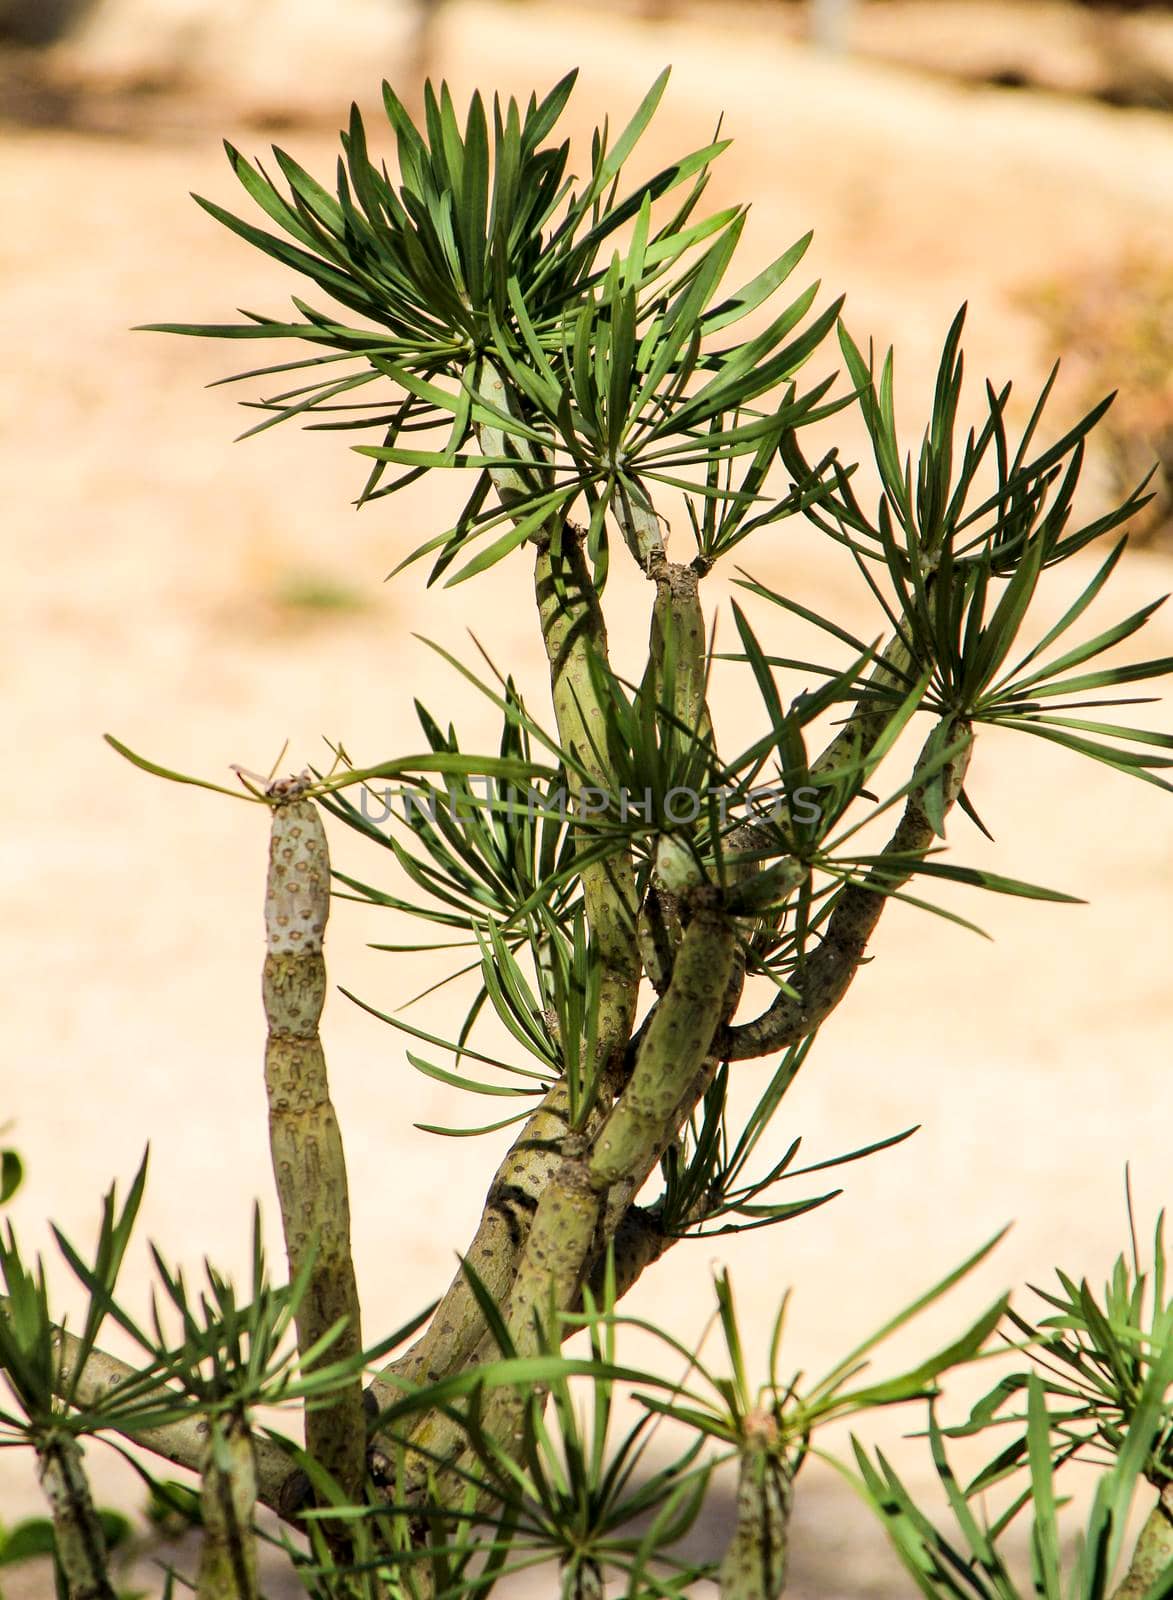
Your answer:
[589,901,738,1193]
[372,1084,615,1481]
[368,543,649,1418]
[534,530,643,1082]
[501,1150,602,1359]
[612,474,666,570]
[35,1431,115,1600]
[0,1314,307,1523]
[398,559,751,1516]
[1111,1483,1173,1600]
[600,555,750,1238]
[403,506,711,1504]
[262,789,366,1510]
[416,908,736,1504]
[638,558,711,989]
[719,1415,797,1600]
[637,882,681,997]
[385,370,642,1501]
[370,1081,579,1396]
[810,632,915,787]
[196,1412,259,1600]
[648,556,712,744]
[476,357,642,1083]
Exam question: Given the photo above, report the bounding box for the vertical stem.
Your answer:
[589,902,737,1194]
[613,476,666,570]
[36,1432,115,1600]
[474,355,641,1081]
[196,1412,259,1600]
[563,1555,605,1600]
[405,533,645,1487]
[502,1151,601,1357]
[534,532,642,1086]
[476,358,642,1089]
[640,559,713,987]
[377,1084,615,1482]
[375,368,644,1486]
[719,1415,796,1600]
[432,1149,605,1494]
[438,573,736,1488]
[263,788,366,1508]
[648,558,711,745]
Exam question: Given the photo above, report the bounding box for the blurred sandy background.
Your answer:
[1,0,1172,1593]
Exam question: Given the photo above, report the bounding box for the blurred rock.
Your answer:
[0,0,100,46]
[857,0,1173,109]
[51,0,425,119]
[586,0,1173,111]
[1020,252,1173,546]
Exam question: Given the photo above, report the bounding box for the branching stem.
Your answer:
[716,721,973,1062]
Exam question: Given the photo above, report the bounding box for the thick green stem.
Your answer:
[589,902,737,1193]
[196,1413,259,1600]
[398,532,645,1491]
[648,557,712,745]
[637,884,681,996]
[418,1152,607,1503]
[262,790,365,1508]
[477,357,642,1083]
[424,990,742,1510]
[1111,1484,1173,1600]
[36,1431,115,1600]
[370,1084,613,1480]
[718,1415,797,1600]
[371,1082,577,1397]
[473,358,553,515]
[602,551,750,1235]
[534,530,642,1076]
[596,997,742,1246]
[810,633,914,788]
[398,534,714,1509]
[504,1152,602,1354]
[459,1154,605,1487]
[638,558,712,989]
[601,1056,715,1243]
[613,474,666,571]
[383,432,643,1501]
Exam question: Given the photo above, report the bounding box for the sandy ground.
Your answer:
[2,2,1172,1594]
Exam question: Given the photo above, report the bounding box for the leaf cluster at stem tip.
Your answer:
[140,67,850,585]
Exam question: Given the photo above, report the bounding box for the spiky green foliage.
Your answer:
[949,1185,1172,1497]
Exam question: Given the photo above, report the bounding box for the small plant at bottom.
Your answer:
[841,1193,1172,1600]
